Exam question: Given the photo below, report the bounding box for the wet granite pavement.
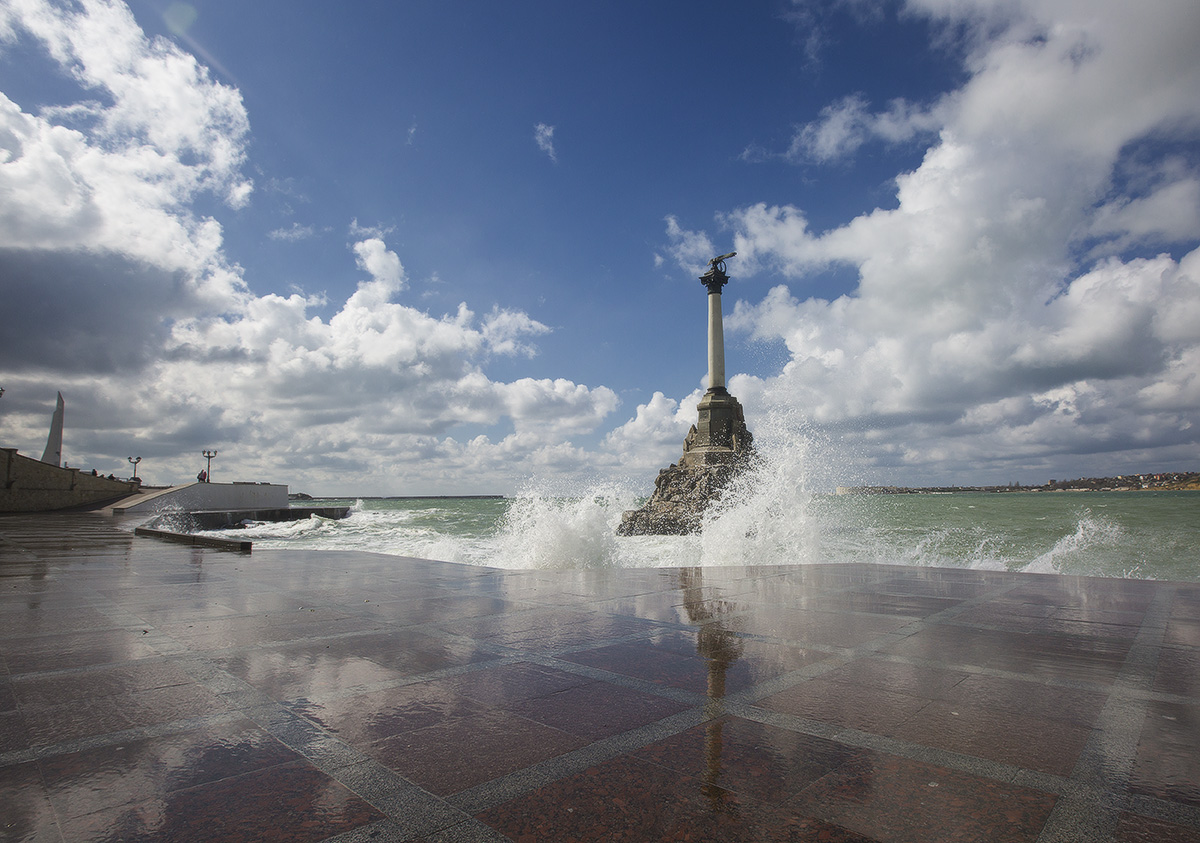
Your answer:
[2,513,1198,842]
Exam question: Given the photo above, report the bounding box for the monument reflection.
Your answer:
[679,567,745,812]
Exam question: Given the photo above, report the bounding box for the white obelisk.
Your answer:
[41,392,64,466]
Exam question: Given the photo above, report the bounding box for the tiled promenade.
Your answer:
[1,513,1198,842]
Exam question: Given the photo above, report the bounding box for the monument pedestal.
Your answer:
[617,252,755,536]
[617,390,754,536]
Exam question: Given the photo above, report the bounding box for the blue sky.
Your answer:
[1,0,1198,494]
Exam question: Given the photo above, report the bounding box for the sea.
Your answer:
[202,420,1200,581]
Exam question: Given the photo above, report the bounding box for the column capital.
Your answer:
[699,252,734,295]
[699,270,728,295]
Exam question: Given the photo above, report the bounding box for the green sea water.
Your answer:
[214,490,1200,580]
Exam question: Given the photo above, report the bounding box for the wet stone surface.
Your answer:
[2,513,1199,842]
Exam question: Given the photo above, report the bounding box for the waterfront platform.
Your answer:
[1,513,1198,842]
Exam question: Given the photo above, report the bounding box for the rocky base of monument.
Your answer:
[616,459,750,536]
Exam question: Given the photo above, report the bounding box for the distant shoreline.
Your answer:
[837,471,1199,495]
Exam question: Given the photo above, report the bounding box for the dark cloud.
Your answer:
[0,248,191,374]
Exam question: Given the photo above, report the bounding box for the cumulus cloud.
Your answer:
[0,1,617,493]
[670,0,1200,483]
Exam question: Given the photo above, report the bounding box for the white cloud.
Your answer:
[671,0,1200,483]
[602,391,690,470]
[534,122,557,162]
[663,215,716,274]
[788,94,943,162]
[268,222,315,242]
[0,4,618,493]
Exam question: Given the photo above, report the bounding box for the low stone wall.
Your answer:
[112,481,289,515]
[0,449,140,512]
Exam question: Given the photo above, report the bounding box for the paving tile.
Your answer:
[429,661,594,706]
[562,630,821,696]
[883,624,1129,683]
[814,657,972,699]
[212,647,409,701]
[358,594,514,625]
[509,679,691,740]
[2,629,161,675]
[1129,701,1200,807]
[287,683,492,746]
[1165,617,1200,648]
[0,606,121,637]
[790,750,1057,843]
[55,759,383,843]
[634,716,866,803]
[351,629,501,675]
[563,640,753,695]
[824,591,964,617]
[861,577,994,599]
[118,682,231,728]
[477,751,872,842]
[0,708,31,754]
[211,628,497,700]
[756,677,932,734]
[1171,587,1200,620]
[1,762,61,842]
[158,613,378,650]
[1113,811,1200,843]
[37,720,300,820]
[953,602,1058,625]
[886,699,1091,776]
[738,609,909,648]
[367,710,589,796]
[12,660,197,709]
[938,672,1109,727]
[21,697,138,747]
[445,607,660,652]
[1155,646,1200,696]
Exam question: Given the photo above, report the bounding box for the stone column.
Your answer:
[700,260,730,395]
[707,287,725,392]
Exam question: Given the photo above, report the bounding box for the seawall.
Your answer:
[0,448,140,512]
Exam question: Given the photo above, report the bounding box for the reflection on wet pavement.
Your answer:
[2,513,1199,841]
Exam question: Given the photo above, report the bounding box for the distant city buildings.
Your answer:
[836,472,1200,495]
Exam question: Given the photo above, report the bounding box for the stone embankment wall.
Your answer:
[0,449,140,512]
[113,482,289,515]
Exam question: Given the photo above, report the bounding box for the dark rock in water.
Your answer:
[617,390,755,536]
[617,461,747,535]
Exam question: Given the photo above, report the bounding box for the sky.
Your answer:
[1,0,1198,495]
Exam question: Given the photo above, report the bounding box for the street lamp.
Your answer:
[127,456,141,482]
[202,449,217,482]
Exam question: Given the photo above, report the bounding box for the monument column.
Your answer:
[616,250,754,535]
[701,253,733,394]
[707,280,726,392]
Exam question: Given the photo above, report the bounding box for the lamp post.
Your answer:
[202,449,217,482]
[127,456,141,482]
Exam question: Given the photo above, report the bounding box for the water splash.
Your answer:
[1024,513,1127,575]
[696,411,826,567]
[491,484,634,569]
[486,407,833,569]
